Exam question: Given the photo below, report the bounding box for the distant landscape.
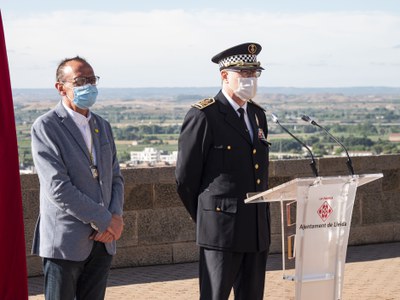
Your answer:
[13,87,400,170]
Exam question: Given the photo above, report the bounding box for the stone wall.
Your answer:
[23,155,400,276]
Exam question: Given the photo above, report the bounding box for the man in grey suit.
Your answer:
[31,56,124,300]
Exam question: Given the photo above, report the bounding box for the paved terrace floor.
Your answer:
[28,242,400,300]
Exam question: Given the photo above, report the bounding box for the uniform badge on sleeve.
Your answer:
[258,128,270,147]
[258,128,266,140]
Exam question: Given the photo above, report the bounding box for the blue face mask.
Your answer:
[72,84,98,109]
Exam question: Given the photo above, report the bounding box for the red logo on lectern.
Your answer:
[317,201,333,222]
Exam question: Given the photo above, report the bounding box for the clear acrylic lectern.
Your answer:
[245,173,383,300]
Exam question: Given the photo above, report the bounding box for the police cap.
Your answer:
[211,42,264,71]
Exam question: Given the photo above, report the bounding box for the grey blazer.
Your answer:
[31,101,124,261]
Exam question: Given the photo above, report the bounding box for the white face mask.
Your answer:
[234,77,258,101]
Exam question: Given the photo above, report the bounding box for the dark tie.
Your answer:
[237,107,250,135]
[238,107,245,123]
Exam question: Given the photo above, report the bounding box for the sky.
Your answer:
[1,0,400,88]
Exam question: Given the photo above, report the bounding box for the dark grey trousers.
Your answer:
[199,247,268,300]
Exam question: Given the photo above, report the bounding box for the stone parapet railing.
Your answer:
[22,155,400,276]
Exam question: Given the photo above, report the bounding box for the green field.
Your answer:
[15,92,400,167]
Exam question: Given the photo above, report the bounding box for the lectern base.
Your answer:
[246,173,383,300]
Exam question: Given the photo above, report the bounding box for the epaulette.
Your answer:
[248,99,266,111]
[192,98,216,110]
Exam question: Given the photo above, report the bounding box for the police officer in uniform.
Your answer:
[175,42,270,300]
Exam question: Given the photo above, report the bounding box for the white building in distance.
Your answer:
[130,147,177,166]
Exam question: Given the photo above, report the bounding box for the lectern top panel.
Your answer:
[244,173,383,204]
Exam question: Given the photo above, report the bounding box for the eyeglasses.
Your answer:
[226,69,262,78]
[62,76,100,87]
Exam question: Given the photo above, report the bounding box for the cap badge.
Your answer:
[248,44,257,54]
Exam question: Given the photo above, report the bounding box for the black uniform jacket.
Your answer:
[175,91,271,252]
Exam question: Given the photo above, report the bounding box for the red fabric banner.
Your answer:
[0,11,28,300]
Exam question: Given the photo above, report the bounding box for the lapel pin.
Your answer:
[94,128,99,133]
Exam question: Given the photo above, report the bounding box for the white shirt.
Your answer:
[62,101,97,165]
[222,89,254,141]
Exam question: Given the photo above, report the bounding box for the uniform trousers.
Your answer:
[43,241,112,300]
[199,247,267,300]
